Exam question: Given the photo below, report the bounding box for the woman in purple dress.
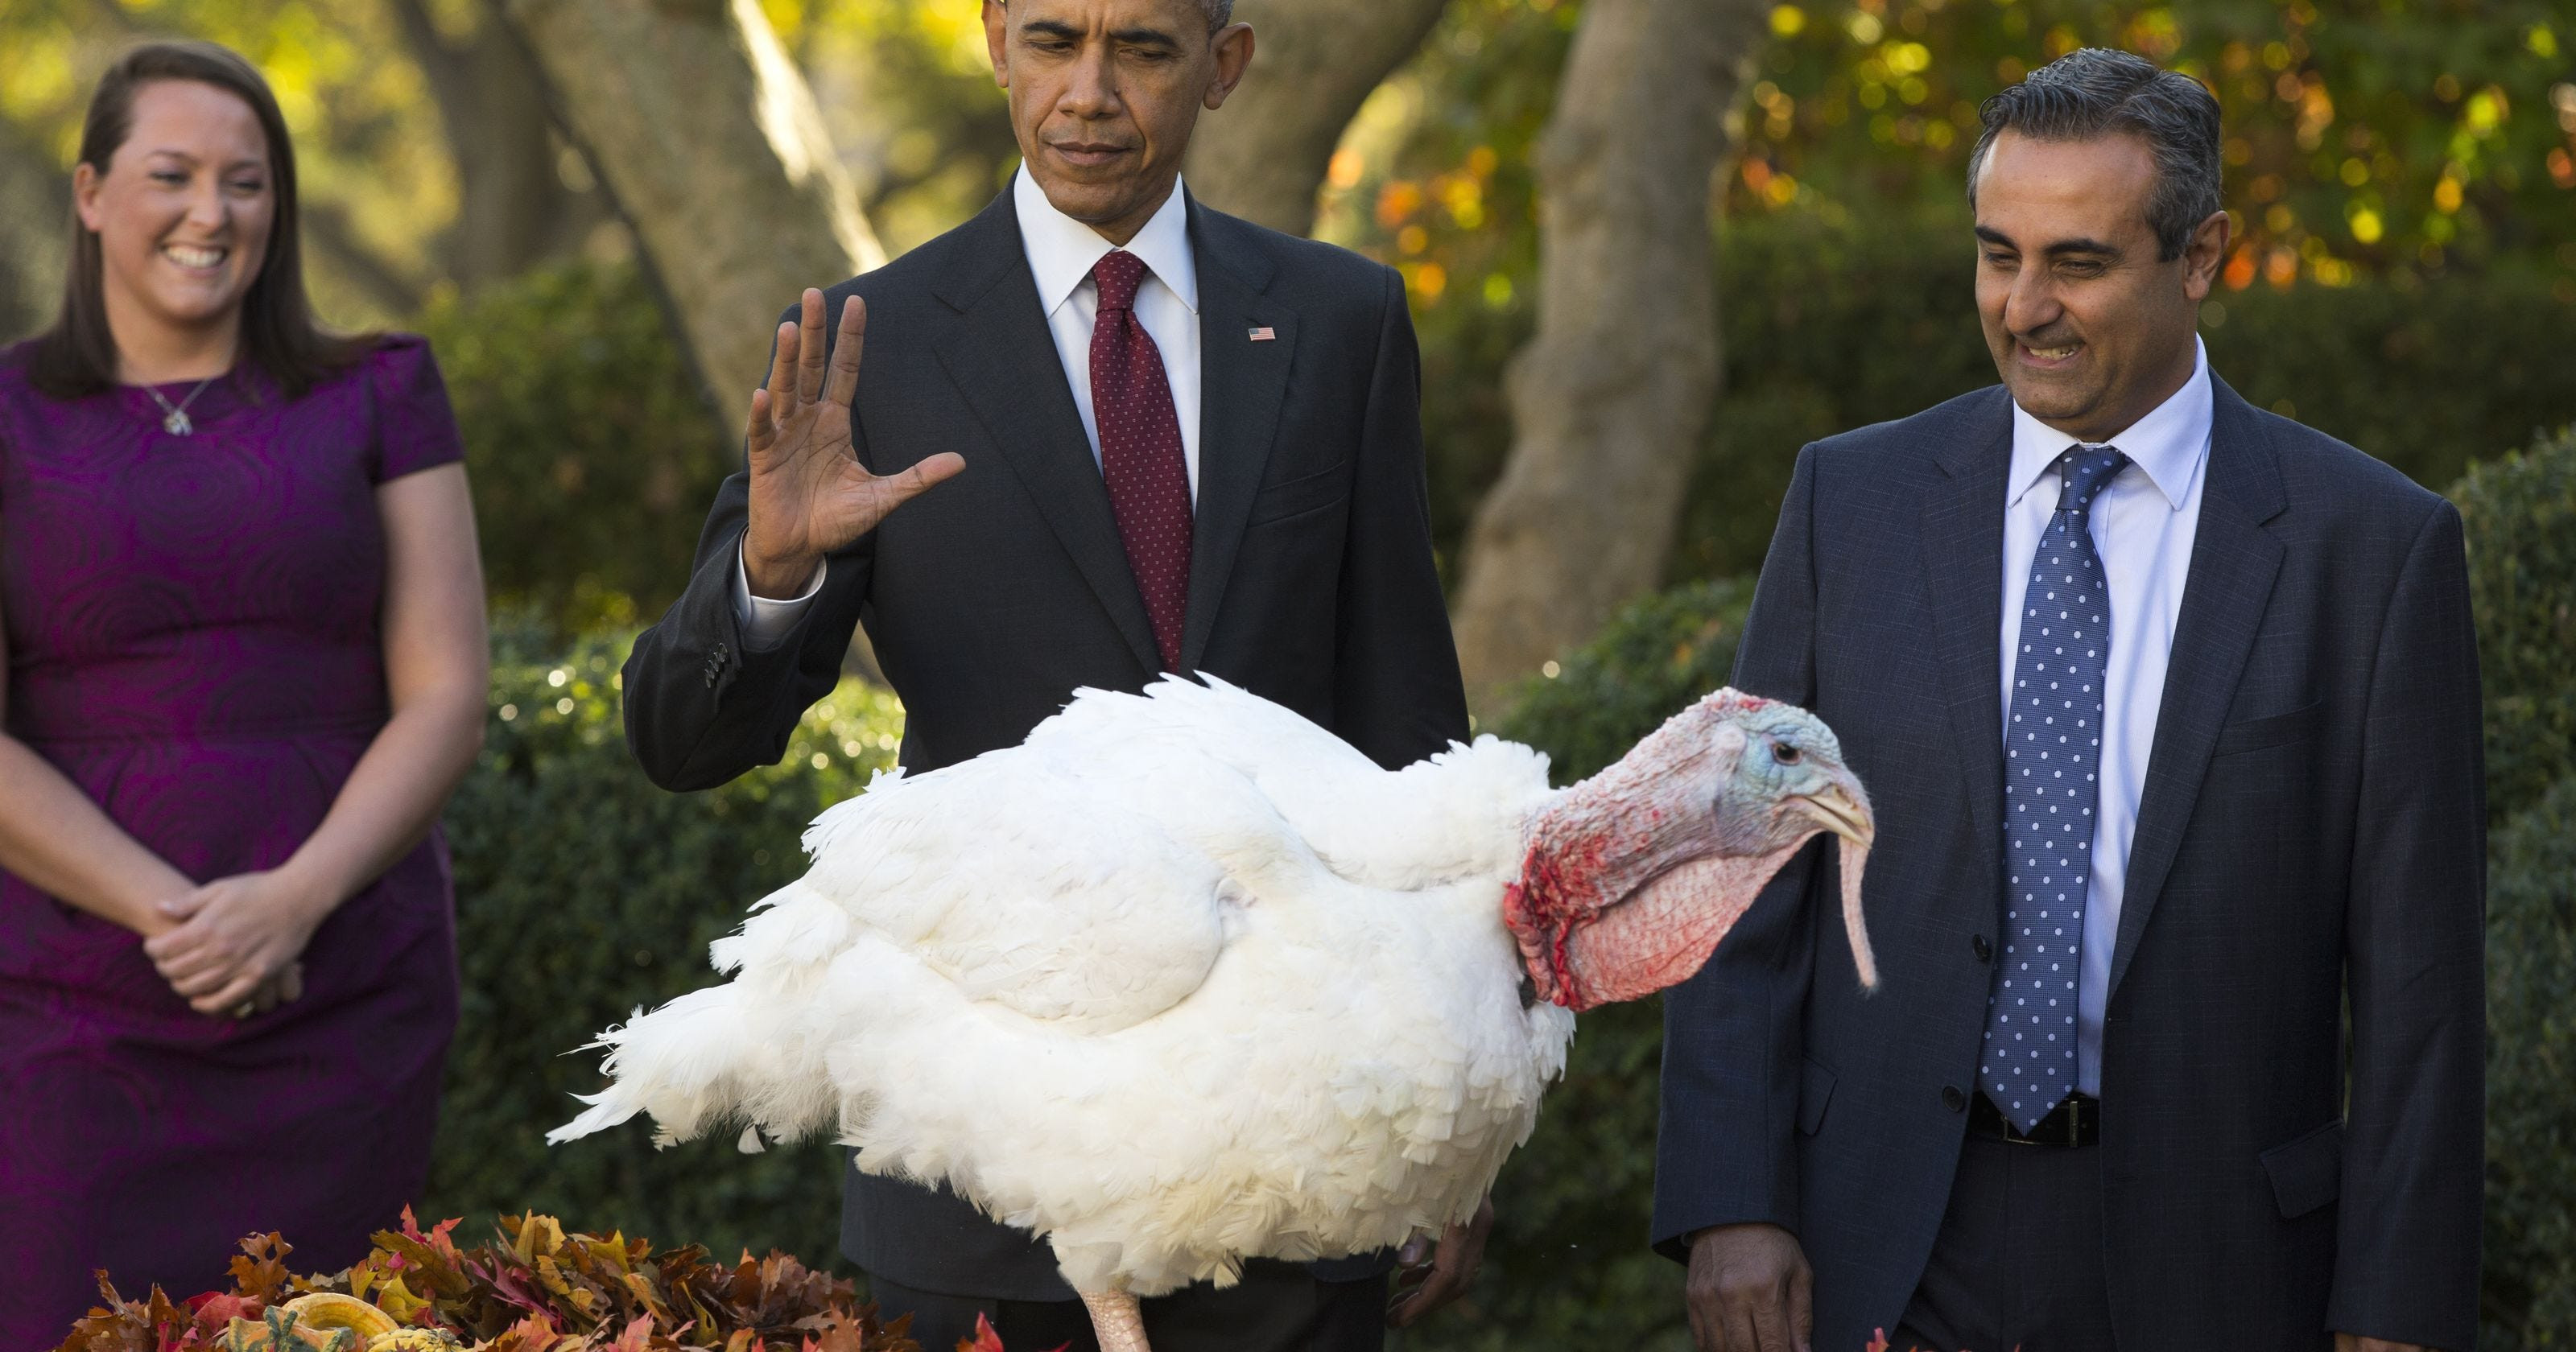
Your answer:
[0,42,487,1343]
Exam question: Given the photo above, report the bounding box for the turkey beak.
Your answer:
[1793,774,1874,849]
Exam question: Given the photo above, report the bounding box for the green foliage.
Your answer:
[2483,773,2576,1348]
[1492,579,1758,787]
[2454,426,2576,822]
[415,262,735,635]
[422,625,902,1267]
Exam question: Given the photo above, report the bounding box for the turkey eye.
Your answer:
[1775,742,1801,765]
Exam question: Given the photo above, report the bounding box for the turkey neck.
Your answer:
[1503,712,1746,1011]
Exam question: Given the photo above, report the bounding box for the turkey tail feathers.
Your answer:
[546,978,837,1149]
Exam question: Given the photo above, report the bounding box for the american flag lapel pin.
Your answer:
[1248,325,1276,342]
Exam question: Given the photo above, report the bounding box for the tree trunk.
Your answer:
[504,0,886,415]
[1447,0,1765,703]
[392,0,605,289]
[1181,0,1451,235]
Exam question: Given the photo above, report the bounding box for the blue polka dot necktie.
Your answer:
[1982,444,2128,1133]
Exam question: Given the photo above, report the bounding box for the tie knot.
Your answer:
[2054,445,2129,514]
[1093,249,1147,313]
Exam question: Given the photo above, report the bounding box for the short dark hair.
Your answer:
[1967,47,2223,262]
[28,39,369,401]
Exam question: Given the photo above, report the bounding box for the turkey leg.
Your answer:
[1079,1289,1150,1352]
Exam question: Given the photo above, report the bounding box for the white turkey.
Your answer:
[551,674,1877,1351]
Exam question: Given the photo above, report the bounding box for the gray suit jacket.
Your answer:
[1653,379,2485,1350]
[622,188,1468,1298]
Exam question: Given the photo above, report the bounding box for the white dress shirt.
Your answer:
[1998,337,2213,1095]
[734,167,1203,646]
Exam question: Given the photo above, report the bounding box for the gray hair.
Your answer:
[1200,0,1233,26]
[1966,48,2223,261]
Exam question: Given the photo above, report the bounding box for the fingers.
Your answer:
[279,962,305,1003]
[879,451,966,507]
[820,295,867,411]
[195,968,266,1019]
[155,888,209,922]
[796,287,828,403]
[1790,1259,1814,1352]
[764,318,800,422]
[745,386,778,460]
[1748,1297,1794,1352]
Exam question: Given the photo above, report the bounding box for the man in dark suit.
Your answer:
[1654,49,2483,1352]
[621,1,1484,1347]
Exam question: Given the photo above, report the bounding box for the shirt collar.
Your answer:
[1013,163,1199,318]
[2007,336,2213,511]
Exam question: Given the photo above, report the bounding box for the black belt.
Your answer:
[1969,1091,2099,1147]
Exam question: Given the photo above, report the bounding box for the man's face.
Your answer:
[982,0,1253,243]
[1972,129,2227,443]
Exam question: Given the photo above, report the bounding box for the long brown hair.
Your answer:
[26,39,370,400]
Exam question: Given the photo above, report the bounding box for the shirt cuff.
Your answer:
[733,542,826,651]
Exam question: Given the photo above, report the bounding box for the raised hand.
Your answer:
[742,289,964,597]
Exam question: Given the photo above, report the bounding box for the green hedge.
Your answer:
[2456,427,2576,823]
[419,621,898,1263]
[2486,773,2576,1349]
[418,263,735,635]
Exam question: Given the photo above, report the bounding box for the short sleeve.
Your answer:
[367,333,464,484]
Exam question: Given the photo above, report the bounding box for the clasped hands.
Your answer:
[141,867,332,1020]
[741,289,963,599]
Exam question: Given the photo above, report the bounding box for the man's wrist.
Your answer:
[744,546,824,600]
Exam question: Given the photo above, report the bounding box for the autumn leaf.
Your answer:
[957,1313,1005,1352]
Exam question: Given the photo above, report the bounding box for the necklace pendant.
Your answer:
[163,409,192,436]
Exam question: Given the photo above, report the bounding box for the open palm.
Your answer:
[742,288,964,596]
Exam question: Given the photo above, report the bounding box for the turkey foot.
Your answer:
[1079,1288,1150,1352]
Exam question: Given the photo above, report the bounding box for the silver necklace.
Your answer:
[143,376,218,435]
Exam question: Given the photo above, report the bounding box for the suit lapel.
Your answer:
[928,192,1162,674]
[1922,392,2016,917]
[1178,199,1296,674]
[2107,379,2288,997]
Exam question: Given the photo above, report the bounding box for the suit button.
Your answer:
[1942,1086,1966,1112]
[1972,934,1993,962]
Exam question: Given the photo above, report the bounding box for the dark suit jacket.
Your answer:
[622,188,1468,1299]
[1652,378,2485,1350]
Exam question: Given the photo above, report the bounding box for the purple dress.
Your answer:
[0,336,462,1347]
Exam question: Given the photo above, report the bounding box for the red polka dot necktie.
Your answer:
[1089,249,1192,672]
[1983,444,2128,1133]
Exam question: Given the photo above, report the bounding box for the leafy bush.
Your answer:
[2455,426,2576,822]
[417,263,735,635]
[422,625,901,1267]
[2483,774,2576,1349]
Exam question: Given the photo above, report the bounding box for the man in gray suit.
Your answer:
[621,0,1488,1346]
[1655,50,2483,1351]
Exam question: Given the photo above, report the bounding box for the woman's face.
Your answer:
[73,79,275,347]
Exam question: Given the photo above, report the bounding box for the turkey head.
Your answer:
[1504,690,1876,1012]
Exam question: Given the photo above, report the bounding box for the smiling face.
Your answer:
[1972,129,2227,444]
[72,78,273,373]
[981,0,1253,244]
